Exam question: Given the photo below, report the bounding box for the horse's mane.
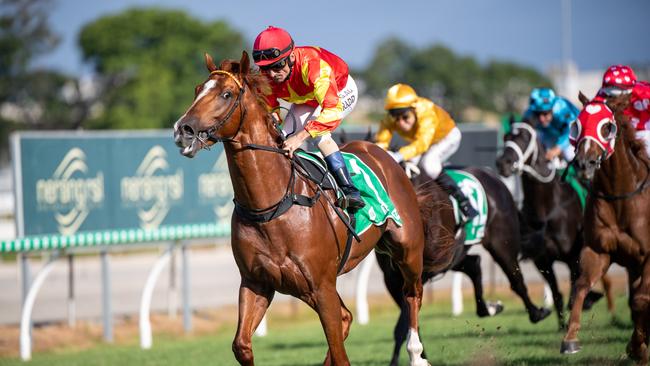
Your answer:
[619,119,650,164]
[613,106,650,164]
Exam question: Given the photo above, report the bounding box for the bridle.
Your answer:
[505,123,556,183]
[195,70,247,147]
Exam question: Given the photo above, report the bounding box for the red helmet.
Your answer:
[252,26,294,66]
[601,65,637,96]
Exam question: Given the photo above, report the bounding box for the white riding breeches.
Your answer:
[282,76,358,150]
[410,126,462,179]
[637,130,650,158]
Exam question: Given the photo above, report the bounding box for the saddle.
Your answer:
[293,150,338,191]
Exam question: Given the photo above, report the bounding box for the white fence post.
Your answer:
[355,251,376,325]
[140,245,173,350]
[451,272,464,316]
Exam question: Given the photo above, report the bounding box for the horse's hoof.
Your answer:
[626,341,647,362]
[487,301,504,316]
[530,307,552,323]
[561,339,581,354]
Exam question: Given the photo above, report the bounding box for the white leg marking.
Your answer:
[406,328,430,366]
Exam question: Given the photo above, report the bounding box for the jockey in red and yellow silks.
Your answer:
[264,46,349,138]
[253,26,364,210]
[375,83,478,223]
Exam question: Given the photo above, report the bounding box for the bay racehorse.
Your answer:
[560,92,650,362]
[376,165,551,366]
[496,119,614,329]
[173,51,456,366]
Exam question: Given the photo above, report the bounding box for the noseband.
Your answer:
[505,123,556,183]
[196,70,247,147]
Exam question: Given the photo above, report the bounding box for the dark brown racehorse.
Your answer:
[173,52,455,366]
[561,92,650,362]
[496,120,614,329]
[376,166,552,366]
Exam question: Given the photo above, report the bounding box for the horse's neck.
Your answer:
[521,173,555,218]
[595,134,642,195]
[224,114,294,210]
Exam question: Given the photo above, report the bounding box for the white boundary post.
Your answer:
[20,253,60,361]
[254,315,267,337]
[543,284,554,308]
[355,250,376,325]
[140,244,173,350]
[451,272,464,316]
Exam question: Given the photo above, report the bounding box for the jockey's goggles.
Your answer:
[252,41,294,63]
[259,57,289,72]
[388,107,413,119]
[601,86,633,98]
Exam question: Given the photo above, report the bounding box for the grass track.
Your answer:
[0,293,634,366]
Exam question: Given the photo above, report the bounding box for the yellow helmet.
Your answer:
[384,83,418,110]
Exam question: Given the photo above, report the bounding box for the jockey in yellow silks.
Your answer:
[376,83,478,222]
[253,26,364,210]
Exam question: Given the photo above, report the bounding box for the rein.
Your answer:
[580,154,650,201]
[506,123,556,183]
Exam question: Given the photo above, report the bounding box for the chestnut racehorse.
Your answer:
[561,92,650,362]
[173,52,454,366]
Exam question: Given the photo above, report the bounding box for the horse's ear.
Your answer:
[204,53,217,73]
[239,51,250,76]
[365,126,374,142]
[578,91,590,106]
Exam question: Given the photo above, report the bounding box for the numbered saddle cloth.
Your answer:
[295,151,402,234]
[445,169,488,245]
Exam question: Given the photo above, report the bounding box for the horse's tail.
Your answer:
[416,182,457,274]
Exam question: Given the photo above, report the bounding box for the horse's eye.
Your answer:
[222,91,232,99]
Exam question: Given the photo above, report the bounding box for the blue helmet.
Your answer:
[528,88,557,112]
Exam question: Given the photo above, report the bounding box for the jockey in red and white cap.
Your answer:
[598,65,650,157]
[252,26,364,210]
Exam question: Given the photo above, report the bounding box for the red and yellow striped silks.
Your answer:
[265,46,349,137]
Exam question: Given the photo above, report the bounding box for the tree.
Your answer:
[0,0,62,160]
[361,37,552,120]
[78,8,246,129]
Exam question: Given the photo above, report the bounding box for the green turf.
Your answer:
[0,295,634,366]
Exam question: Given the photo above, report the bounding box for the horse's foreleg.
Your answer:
[601,274,616,313]
[628,260,650,363]
[561,246,610,354]
[399,258,429,366]
[376,251,410,366]
[314,284,349,366]
[232,282,274,366]
[323,295,354,366]
[488,246,550,323]
[454,254,502,317]
[533,257,565,329]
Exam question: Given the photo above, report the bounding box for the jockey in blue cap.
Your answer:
[523,88,579,162]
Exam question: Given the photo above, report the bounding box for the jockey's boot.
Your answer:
[324,151,365,211]
[435,171,478,224]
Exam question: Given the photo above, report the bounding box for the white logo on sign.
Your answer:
[198,152,234,225]
[36,148,105,235]
[120,146,183,229]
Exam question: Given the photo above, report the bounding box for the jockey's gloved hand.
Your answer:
[403,161,420,179]
[387,151,404,163]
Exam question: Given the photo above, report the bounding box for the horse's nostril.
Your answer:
[182,124,195,136]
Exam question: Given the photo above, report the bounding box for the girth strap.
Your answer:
[234,191,321,223]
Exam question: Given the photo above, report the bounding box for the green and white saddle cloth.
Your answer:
[445,169,489,245]
[295,151,402,235]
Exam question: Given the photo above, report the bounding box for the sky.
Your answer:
[32,0,650,76]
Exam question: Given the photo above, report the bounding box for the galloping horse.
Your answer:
[496,120,614,329]
[561,92,650,361]
[376,165,551,366]
[173,52,454,366]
